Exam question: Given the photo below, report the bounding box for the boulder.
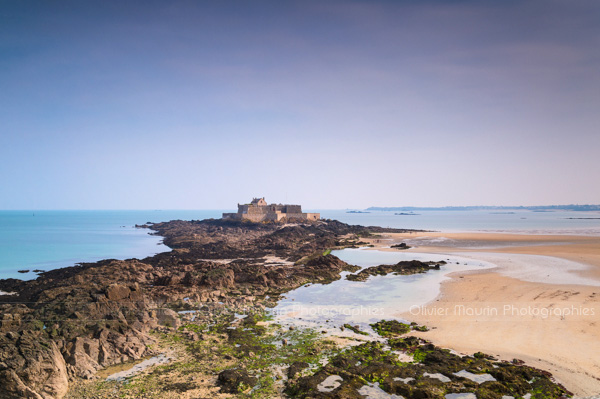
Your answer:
[0,369,45,399]
[217,369,257,393]
[288,361,309,379]
[156,308,180,328]
[105,284,130,301]
[201,268,235,288]
[0,334,68,399]
[64,337,100,379]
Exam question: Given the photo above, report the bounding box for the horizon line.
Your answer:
[1,204,600,212]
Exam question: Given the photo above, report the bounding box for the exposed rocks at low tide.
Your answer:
[0,218,410,398]
[61,301,572,399]
[217,368,258,393]
[0,218,571,398]
[346,260,446,281]
[287,337,571,398]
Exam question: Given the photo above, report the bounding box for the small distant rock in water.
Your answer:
[346,260,444,281]
[391,243,410,250]
[17,269,30,273]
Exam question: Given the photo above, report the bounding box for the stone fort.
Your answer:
[222,197,320,222]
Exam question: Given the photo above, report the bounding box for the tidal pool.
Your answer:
[357,382,405,398]
[271,248,494,330]
[103,353,173,381]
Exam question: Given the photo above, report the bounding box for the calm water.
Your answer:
[0,210,224,280]
[271,248,494,330]
[1,208,599,280]
[317,209,600,235]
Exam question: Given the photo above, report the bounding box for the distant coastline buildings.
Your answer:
[223,197,320,222]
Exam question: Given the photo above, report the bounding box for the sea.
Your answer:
[1,209,599,280]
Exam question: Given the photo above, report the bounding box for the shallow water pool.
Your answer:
[271,248,494,329]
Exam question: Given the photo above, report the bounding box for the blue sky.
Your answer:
[1,1,599,209]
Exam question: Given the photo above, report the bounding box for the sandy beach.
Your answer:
[364,232,600,396]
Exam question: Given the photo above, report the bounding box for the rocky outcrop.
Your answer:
[0,219,412,398]
[0,332,68,399]
[64,337,101,379]
[346,260,446,281]
[0,260,157,399]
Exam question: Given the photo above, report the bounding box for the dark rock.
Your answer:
[105,284,130,301]
[0,219,433,397]
[288,361,309,379]
[371,320,411,337]
[287,337,570,399]
[217,369,257,393]
[156,308,180,328]
[347,260,444,281]
[342,324,369,335]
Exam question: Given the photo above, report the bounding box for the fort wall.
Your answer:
[222,198,319,222]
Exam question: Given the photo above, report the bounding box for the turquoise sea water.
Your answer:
[1,209,599,280]
[0,210,224,280]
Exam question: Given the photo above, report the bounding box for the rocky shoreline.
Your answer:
[0,218,415,398]
[0,218,571,398]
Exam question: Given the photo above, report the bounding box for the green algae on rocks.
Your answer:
[287,335,572,399]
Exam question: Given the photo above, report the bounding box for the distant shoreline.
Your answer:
[367,204,600,212]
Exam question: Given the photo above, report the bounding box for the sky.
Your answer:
[1,0,599,209]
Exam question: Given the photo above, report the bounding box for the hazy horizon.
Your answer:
[1,1,599,210]
[2,203,600,212]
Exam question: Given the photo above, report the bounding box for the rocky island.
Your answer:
[0,210,570,398]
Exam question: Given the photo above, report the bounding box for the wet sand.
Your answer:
[365,232,600,396]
